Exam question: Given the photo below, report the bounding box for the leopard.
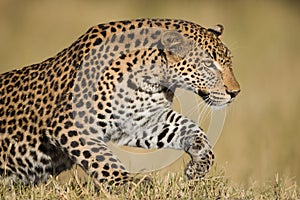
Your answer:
[0,18,240,186]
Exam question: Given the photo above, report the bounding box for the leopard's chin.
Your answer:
[210,103,228,110]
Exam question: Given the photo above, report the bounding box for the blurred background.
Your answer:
[0,0,299,187]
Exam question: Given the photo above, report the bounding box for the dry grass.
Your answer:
[0,167,299,200]
[0,0,300,190]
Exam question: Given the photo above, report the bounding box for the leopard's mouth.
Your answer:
[197,90,232,108]
[197,89,209,98]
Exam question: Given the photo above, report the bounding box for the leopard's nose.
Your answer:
[226,89,240,98]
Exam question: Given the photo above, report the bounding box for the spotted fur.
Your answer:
[0,19,240,185]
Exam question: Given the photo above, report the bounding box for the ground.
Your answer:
[1,167,299,200]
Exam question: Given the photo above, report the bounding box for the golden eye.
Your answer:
[203,60,218,70]
[203,60,213,67]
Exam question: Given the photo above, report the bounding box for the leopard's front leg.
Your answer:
[184,132,214,180]
[121,109,214,180]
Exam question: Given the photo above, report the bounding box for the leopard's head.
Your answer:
[161,24,240,108]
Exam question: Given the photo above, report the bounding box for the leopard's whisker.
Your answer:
[181,99,206,119]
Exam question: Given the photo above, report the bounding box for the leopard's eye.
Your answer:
[203,60,214,67]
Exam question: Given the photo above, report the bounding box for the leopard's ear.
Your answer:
[161,31,190,59]
[208,24,224,38]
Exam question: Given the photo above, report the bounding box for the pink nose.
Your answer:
[226,89,240,98]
